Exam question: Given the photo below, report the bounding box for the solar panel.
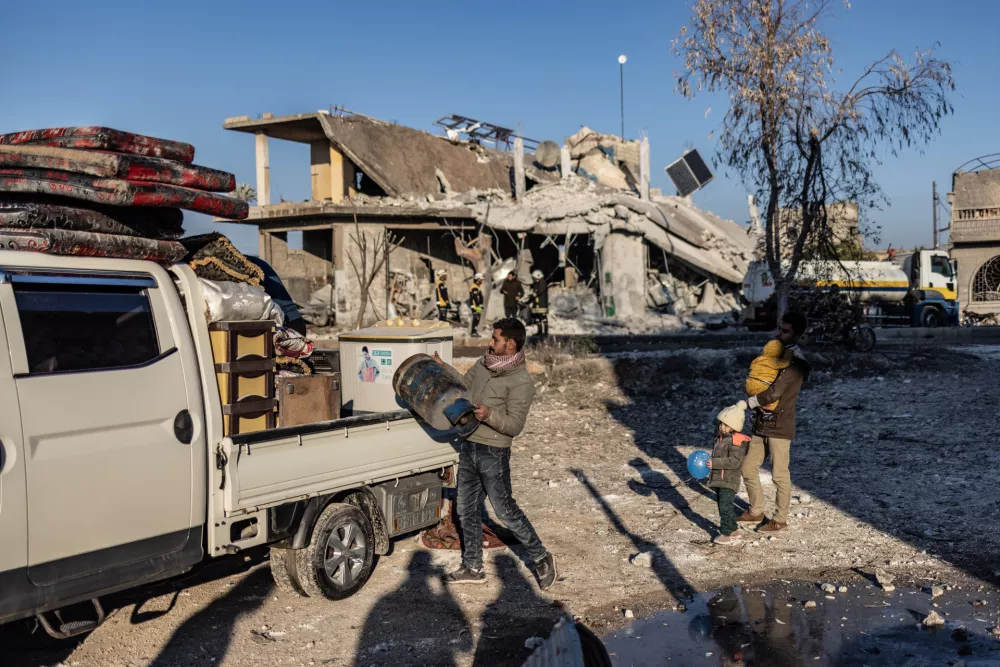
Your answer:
[665,149,714,197]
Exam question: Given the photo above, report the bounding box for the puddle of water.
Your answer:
[604,582,1000,666]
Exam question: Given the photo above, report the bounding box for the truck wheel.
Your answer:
[848,324,877,353]
[294,503,375,600]
[921,307,944,328]
[268,547,306,596]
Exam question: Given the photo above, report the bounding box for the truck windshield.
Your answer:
[931,255,953,278]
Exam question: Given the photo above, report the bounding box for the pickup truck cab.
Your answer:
[0,251,459,637]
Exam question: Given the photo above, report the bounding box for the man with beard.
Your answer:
[433,318,556,590]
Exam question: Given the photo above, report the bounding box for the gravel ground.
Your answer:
[3,345,998,667]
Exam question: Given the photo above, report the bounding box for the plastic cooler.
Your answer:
[337,319,453,415]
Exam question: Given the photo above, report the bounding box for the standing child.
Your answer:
[707,401,751,545]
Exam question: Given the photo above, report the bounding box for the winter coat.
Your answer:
[707,432,751,491]
[749,354,811,440]
[436,280,450,307]
[534,279,548,309]
[500,278,524,309]
[469,284,484,313]
[462,358,535,448]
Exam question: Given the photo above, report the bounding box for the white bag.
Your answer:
[200,278,285,326]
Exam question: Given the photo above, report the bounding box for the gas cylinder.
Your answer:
[392,353,479,436]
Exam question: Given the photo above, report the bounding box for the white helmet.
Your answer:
[473,272,484,281]
[532,270,544,280]
[436,269,447,278]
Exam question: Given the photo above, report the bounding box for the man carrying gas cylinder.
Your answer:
[433,318,557,591]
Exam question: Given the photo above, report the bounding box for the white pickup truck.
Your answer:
[0,251,460,638]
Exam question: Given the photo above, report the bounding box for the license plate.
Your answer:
[392,507,439,535]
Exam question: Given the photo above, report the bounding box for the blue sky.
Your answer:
[2,0,997,255]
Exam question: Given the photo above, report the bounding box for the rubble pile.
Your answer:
[565,126,641,191]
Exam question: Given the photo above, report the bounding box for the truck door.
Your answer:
[922,252,957,301]
[0,299,28,613]
[0,263,204,588]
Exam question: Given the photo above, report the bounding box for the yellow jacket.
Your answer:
[745,340,792,411]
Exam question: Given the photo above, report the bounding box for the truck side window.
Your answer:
[931,256,953,278]
[13,283,160,374]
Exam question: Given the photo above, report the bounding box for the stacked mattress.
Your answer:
[0,126,248,262]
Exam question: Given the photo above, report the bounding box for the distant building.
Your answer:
[948,166,1000,313]
[774,201,863,257]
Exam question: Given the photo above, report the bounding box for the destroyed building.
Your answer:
[220,109,756,332]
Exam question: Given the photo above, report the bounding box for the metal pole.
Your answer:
[932,181,938,250]
[619,63,625,140]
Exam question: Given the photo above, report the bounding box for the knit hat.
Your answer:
[717,400,748,432]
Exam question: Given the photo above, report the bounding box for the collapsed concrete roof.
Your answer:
[223,111,753,284]
[224,111,558,201]
[469,178,754,284]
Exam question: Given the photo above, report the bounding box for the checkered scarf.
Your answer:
[483,349,526,372]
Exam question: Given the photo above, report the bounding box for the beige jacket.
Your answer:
[462,358,535,448]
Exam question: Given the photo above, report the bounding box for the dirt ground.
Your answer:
[4,344,999,667]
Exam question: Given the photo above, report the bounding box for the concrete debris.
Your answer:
[922,610,946,627]
[931,585,945,599]
[631,552,654,568]
[803,600,817,609]
[875,568,895,591]
[524,637,545,650]
[623,609,635,619]
[469,178,753,286]
[820,583,837,594]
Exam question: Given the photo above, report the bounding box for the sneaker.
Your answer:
[535,554,558,591]
[713,534,738,545]
[443,565,487,585]
[758,520,788,533]
[736,511,765,524]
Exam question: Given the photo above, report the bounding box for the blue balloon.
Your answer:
[687,450,711,480]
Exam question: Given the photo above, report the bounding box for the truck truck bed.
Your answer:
[220,410,459,514]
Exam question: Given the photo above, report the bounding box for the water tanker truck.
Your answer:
[742,249,959,329]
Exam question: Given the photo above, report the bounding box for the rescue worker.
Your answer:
[469,273,485,337]
[529,269,548,336]
[435,270,450,321]
[500,271,523,320]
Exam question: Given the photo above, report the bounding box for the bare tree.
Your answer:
[347,212,403,329]
[674,0,954,316]
[454,232,493,332]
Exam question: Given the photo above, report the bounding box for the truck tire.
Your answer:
[921,306,944,328]
[268,547,306,596]
[293,503,375,600]
[848,324,877,353]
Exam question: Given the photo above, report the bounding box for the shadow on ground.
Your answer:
[596,345,1000,585]
[0,548,268,667]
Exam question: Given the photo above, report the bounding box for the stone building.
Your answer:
[948,167,1000,314]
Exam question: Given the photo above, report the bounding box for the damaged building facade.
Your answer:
[221,109,755,333]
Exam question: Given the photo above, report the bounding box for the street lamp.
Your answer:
[618,54,627,140]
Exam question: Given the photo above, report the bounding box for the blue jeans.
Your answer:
[457,440,547,571]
